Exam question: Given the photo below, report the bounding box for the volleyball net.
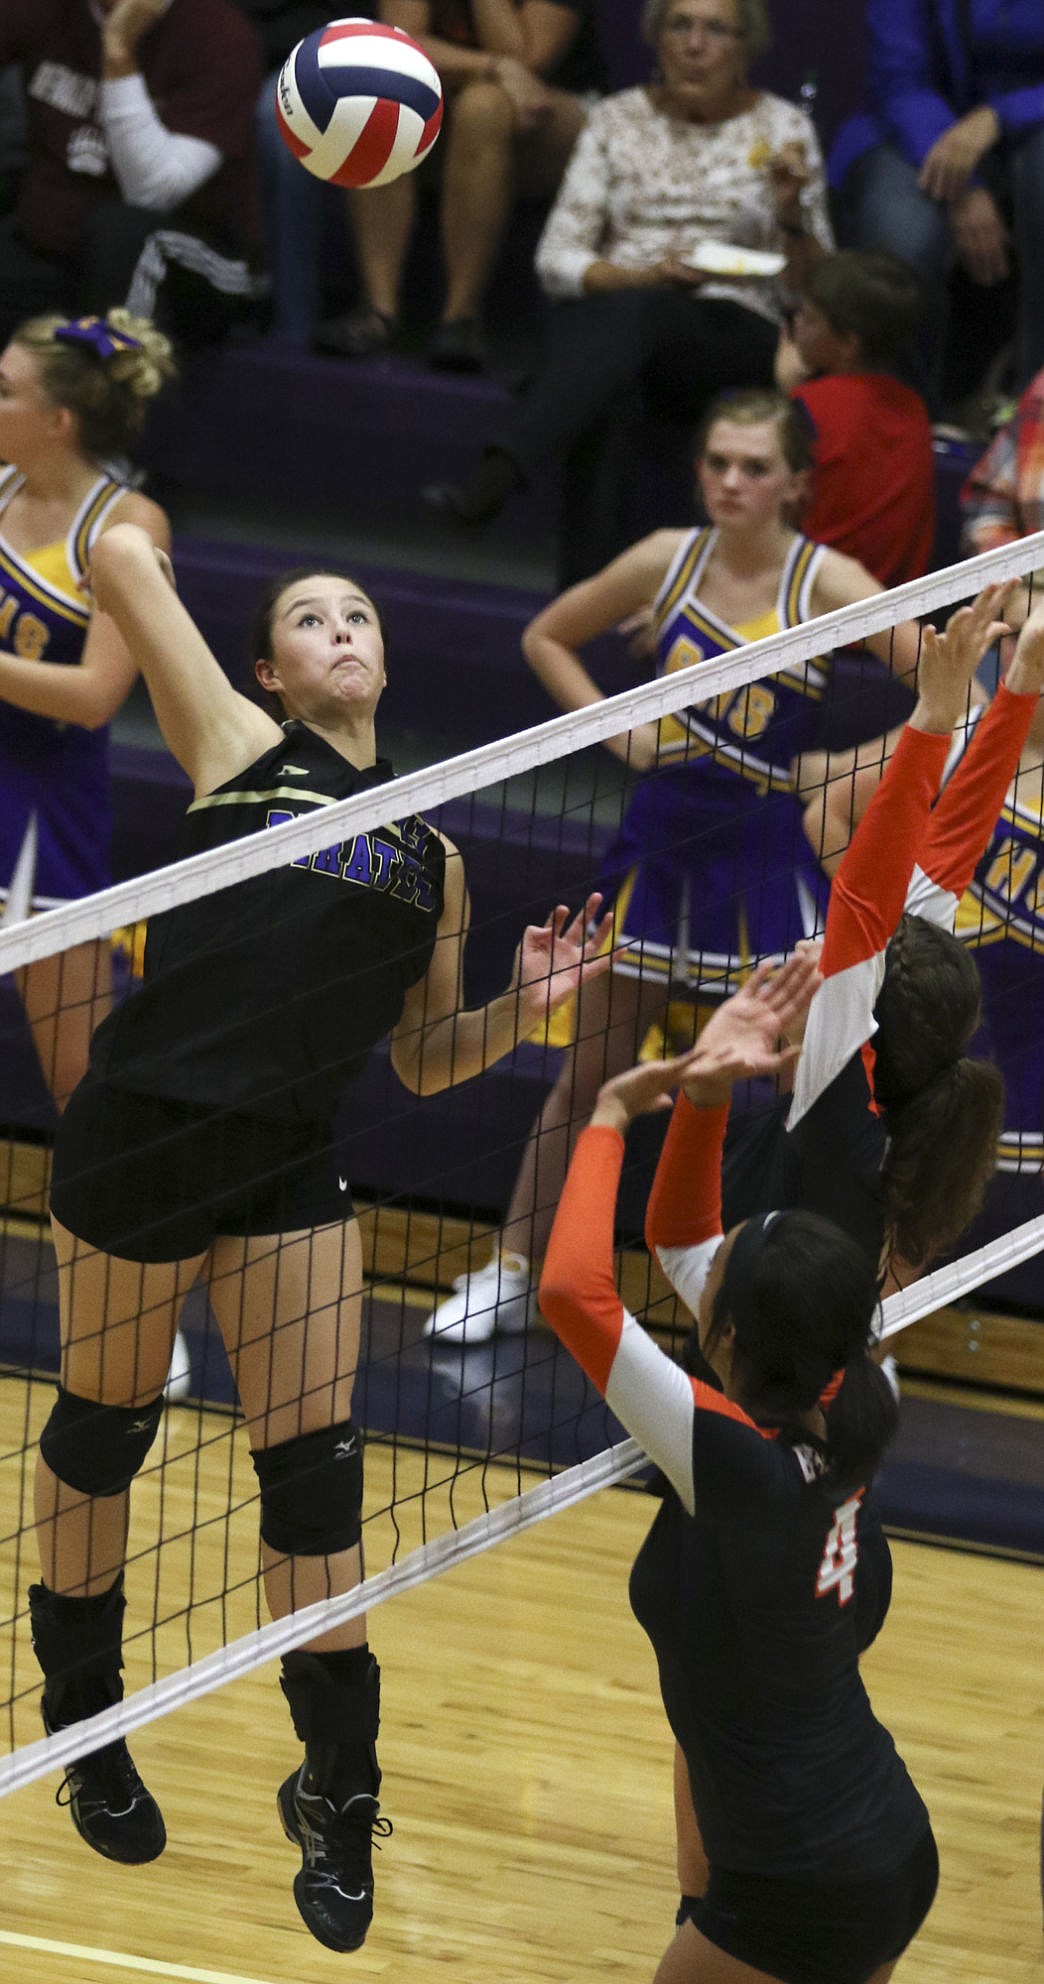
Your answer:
[1,530,1043,1795]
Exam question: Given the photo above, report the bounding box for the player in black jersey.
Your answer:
[668,587,1044,1919]
[540,951,937,1984]
[30,525,614,1953]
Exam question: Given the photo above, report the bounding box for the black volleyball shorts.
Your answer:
[50,1078,355,1263]
[685,1827,939,1984]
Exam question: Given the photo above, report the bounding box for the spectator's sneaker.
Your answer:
[422,1255,536,1344]
[45,1708,166,1864]
[278,1763,392,1953]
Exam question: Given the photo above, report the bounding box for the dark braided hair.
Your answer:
[873,916,1004,1267]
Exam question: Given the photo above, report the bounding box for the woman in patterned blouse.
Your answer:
[425,0,833,584]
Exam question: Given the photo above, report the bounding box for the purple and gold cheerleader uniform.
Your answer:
[605,526,831,997]
[942,705,1044,1177]
[0,463,127,909]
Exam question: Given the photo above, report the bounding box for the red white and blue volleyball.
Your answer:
[276,18,443,189]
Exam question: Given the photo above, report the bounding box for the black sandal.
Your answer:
[314,305,396,359]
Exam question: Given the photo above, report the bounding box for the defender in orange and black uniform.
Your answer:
[539,954,937,1984]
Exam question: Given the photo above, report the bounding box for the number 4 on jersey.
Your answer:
[815,1490,864,1606]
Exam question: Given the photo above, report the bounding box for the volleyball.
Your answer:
[275,17,443,189]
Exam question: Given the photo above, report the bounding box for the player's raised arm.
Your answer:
[88,524,280,793]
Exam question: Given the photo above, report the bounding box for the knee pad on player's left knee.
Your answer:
[252,1418,363,1555]
[40,1385,164,1496]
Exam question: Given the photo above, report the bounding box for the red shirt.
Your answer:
[792,372,935,585]
[2,0,262,258]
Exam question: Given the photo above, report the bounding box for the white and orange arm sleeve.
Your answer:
[540,1125,703,1511]
[906,680,1038,926]
[644,1094,728,1313]
[790,724,951,1127]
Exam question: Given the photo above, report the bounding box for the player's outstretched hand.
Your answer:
[682,948,823,1108]
[512,895,617,1026]
[915,582,1014,733]
[588,949,823,1134]
[590,1046,709,1135]
[1005,594,1044,695]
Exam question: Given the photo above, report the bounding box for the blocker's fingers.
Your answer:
[743,958,779,998]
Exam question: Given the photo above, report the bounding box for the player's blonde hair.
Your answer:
[13,309,176,461]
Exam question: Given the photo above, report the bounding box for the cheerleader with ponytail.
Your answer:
[0,306,173,1105]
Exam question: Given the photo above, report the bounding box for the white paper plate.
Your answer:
[686,240,786,278]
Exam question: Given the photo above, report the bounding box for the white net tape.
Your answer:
[3,526,1043,1798]
[1,1214,1041,1803]
[1,530,1042,975]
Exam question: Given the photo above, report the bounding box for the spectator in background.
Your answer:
[234,3,330,347]
[775,248,935,585]
[0,1,265,351]
[316,0,602,372]
[829,0,1044,413]
[962,367,1044,554]
[424,0,833,587]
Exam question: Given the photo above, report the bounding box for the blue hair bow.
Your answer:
[54,316,143,359]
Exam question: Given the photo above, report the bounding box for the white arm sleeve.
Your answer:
[654,1238,721,1318]
[99,75,223,211]
[603,1310,699,1515]
[534,111,610,299]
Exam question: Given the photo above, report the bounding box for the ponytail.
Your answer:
[881,1056,1003,1266]
[874,916,1004,1266]
[822,1350,899,1489]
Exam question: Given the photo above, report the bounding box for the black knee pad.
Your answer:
[40,1385,164,1497]
[252,1418,363,1556]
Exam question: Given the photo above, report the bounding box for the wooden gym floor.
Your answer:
[0,1384,1039,1984]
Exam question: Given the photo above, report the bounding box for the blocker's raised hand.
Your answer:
[916,582,1014,733]
[682,949,823,1108]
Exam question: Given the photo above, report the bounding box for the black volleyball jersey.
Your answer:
[90,724,445,1122]
[540,1119,929,1881]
